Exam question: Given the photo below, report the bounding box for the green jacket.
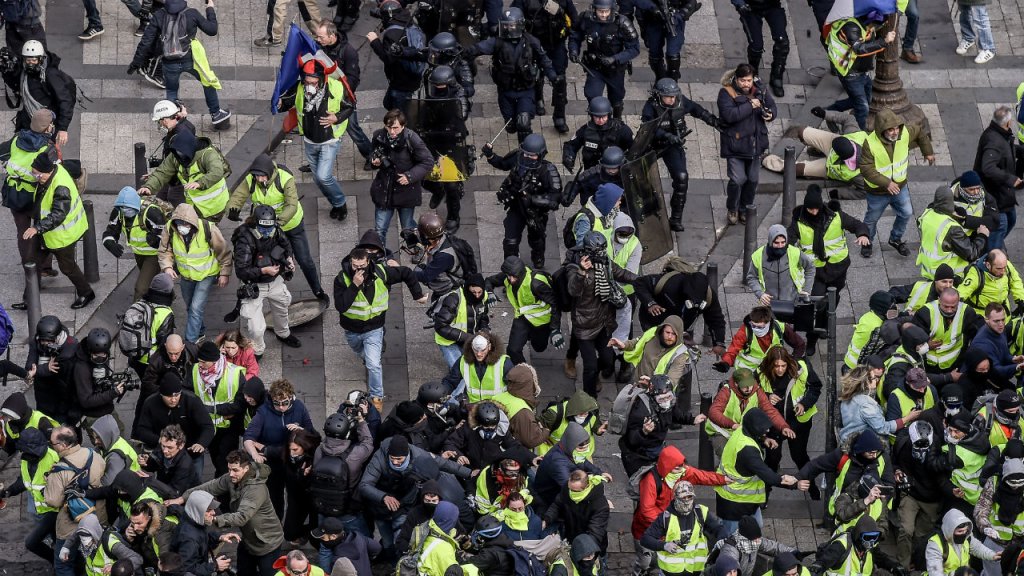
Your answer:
[146,147,230,197]
[182,462,284,556]
[858,108,933,192]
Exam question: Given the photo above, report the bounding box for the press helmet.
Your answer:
[476,401,501,427]
[151,100,180,122]
[324,412,352,439]
[253,205,277,227]
[35,315,64,343]
[21,40,44,58]
[583,231,607,253]
[417,211,446,241]
[85,328,113,364]
[417,381,451,405]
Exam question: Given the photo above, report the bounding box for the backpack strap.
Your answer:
[654,271,681,298]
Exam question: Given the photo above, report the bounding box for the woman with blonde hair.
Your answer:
[838,365,919,443]
[216,330,260,379]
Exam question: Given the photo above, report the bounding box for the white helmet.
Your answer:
[22,40,44,58]
[151,100,180,122]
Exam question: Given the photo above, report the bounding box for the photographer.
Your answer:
[0,41,76,147]
[483,133,562,270]
[404,211,467,297]
[891,420,945,564]
[231,204,301,356]
[717,63,776,225]
[25,315,79,425]
[311,409,374,537]
[73,328,130,431]
[148,100,195,206]
[369,109,434,247]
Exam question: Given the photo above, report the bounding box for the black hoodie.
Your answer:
[881,325,953,401]
[465,533,518,576]
[637,270,727,346]
[132,384,216,450]
[716,409,789,521]
[786,201,869,284]
[130,0,218,68]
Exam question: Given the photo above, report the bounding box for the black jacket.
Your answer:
[542,480,611,552]
[636,270,726,345]
[369,127,434,209]
[232,224,294,284]
[433,288,491,347]
[717,70,775,159]
[131,0,218,67]
[140,447,200,496]
[786,204,869,284]
[321,35,361,91]
[442,426,527,470]
[466,533,518,576]
[132,391,216,450]
[488,153,562,216]
[141,342,199,399]
[619,393,698,477]
[563,119,634,170]
[173,506,220,576]
[333,256,424,333]
[71,348,119,419]
[486,269,562,332]
[25,336,79,422]
[640,504,725,553]
[974,120,1020,211]
[892,429,945,503]
[1,52,77,133]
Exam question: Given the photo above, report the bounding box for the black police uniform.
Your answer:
[422,75,471,233]
[568,8,640,117]
[416,0,484,39]
[417,36,476,103]
[562,105,634,170]
[369,8,426,112]
[512,0,578,130]
[623,0,701,80]
[488,150,562,268]
[733,0,790,96]
[572,164,626,207]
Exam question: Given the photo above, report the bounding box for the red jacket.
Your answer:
[226,346,260,380]
[721,323,806,366]
[630,445,727,539]
[708,380,790,434]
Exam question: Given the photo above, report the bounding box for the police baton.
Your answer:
[479,118,514,157]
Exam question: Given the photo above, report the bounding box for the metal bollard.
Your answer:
[697,392,714,470]
[134,143,147,187]
[82,200,100,283]
[825,286,838,455]
[24,262,41,343]
[781,146,796,227]
[702,262,719,346]
[741,204,758,279]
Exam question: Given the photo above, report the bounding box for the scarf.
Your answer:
[664,470,684,490]
[568,474,605,503]
[495,470,525,505]
[303,84,326,114]
[199,356,225,393]
[996,481,1024,525]
[503,509,530,531]
[20,65,47,117]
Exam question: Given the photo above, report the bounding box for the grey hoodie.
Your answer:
[611,212,641,275]
[313,420,374,489]
[90,414,129,486]
[925,508,998,576]
[185,490,215,525]
[66,513,143,570]
[745,223,815,302]
[559,421,590,453]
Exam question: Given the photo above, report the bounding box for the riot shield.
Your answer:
[620,150,674,264]
[626,116,663,162]
[403,97,473,181]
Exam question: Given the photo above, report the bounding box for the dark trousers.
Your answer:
[284,224,322,294]
[508,316,550,365]
[641,13,687,59]
[423,180,464,225]
[503,209,547,267]
[726,157,759,213]
[764,417,813,475]
[30,242,91,298]
[5,21,46,55]
[237,545,281,576]
[497,88,537,122]
[208,428,239,477]
[132,253,161,301]
[577,328,613,397]
[829,72,872,131]
[810,270,846,335]
[25,510,57,562]
[283,481,317,541]
[383,88,415,112]
[739,5,789,68]
[583,67,627,106]
[12,209,52,269]
[267,456,286,519]
[81,0,103,28]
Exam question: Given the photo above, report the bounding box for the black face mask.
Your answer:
[422,501,438,515]
[766,245,786,260]
[578,559,596,573]
[952,532,968,545]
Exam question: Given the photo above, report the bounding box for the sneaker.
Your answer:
[975,49,995,64]
[330,205,348,220]
[139,67,165,89]
[727,211,739,225]
[277,334,301,348]
[211,109,232,124]
[888,239,910,256]
[78,27,104,41]
[371,397,384,414]
[860,244,872,258]
[956,40,975,55]
[254,36,282,47]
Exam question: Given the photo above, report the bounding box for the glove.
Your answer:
[569,51,580,64]
[562,154,575,171]
[59,547,70,562]
[712,361,730,373]
[544,0,560,14]
[550,330,566,349]
[482,143,494,157]
[599,55,616,67]
[663,542,682,554]
[486,290,500,303]
[127,64,140,75]
[665,134,683,146]
[709,116,725,132]
[811,106,827,119]
[736,2,752,13]
[227,207,242,221]
[103,239,125,258]
[983,527,1000,540]
[547,71,558,83]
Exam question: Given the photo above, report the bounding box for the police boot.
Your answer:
[669,173,688,231]
[666,55,681,81]
[747,49,762,72]
[615,356,634,384]
[612,102,624,120]
[428,187,444,209]
[552,76,569,134]
[503,238,520,259]
[770,62,785,98]
[535,83,547,116]
[531,248,545,270]
[649,57,666,80]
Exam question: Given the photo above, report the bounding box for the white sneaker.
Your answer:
[975,49,995,63]
[955,40,975,55]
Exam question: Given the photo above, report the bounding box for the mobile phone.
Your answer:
[877,485,894,496]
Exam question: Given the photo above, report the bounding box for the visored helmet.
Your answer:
[499,8,525,39]
[588,96,613,117]
[654,78,682,107]
[428,32,461,64]
[85,328,112,364]
[600,146,625,171]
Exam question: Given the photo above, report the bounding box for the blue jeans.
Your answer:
[863,185,913,243]
[960,4,995,51]
[988,208,1017,250]
[285,224,322,294]
[81,0,102,28]
[162,56,221,115]
[54,538,78,576]
[374,206,416,249]
[375,512,407,553]
[902,0,919,51]
[303,139,346,208]
[180,275,216,342]
[439,342,463,368]
[347,111,372,159]
[720,507,763,536]
[831,73,873,131]
[345,327,384,398]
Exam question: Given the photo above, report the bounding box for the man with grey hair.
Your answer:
[974,105,1023,250]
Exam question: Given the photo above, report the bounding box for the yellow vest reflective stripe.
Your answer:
[944,444,985,504]
[140,306,173,365]
[192,364,244,428]
[294,77,350,139]
[880,350,917,407]
[655,506,710,573]
[21,448,59,514]
[109,437,142,473]
[891,387,936,424]
[988,500,1024,541]
[906,280,935,312]
[573,210,613,255]
[824,534,874,576]
[461,356,508,403]
[4,410,56,441]
[472,467,534,515]
[827,19,868,76]
[85,532,123,576]
[613,235,641,295]
[797,214,849,268]
[929,533,970,574]
[435,289,467,347]
[759,361,818,423]
[844,312,883,369]
[917,209,969,279]
[763,567,812,576]
[751,245,805,293]
[506,269,553,327]
[38,167,88,249]
[623,327,687,375]
[535,402,597,460]
[177,156,228,218]
[715,429,766,503]
[6,137,45,192]
[248,169,302,231]
[864,129,910,187]
[923,301,967,370]
[705,390,758,438]
[977,406,1020,448]
[735,321,784,373]
[341,265,389,321]
[171,222,220,281]
[959,262,1020,314]
[826,132,868,181]
[123,203,162,256]
[829,456,887,516]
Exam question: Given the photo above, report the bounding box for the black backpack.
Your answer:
[449,234,478,277]
[562,209,593,249]
[309,451,352,516]
[549,265,575,312]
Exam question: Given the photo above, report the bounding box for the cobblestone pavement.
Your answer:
[1,0,1023,571]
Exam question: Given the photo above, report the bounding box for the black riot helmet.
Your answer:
[472,515,504,542]
[499,8,525,39]
[427,65,456,97]
[379,0,403,25]
[476,401,501,427]
[417,381,451,405]
[85,328,113,365]
[324,412,352,439]
[654,78,682,108]
[518,133,547,170]
[588,96,613,118]
[600,146,625,172]
[428,32,461,65]
[593,0,616,20]
[35,315,64,347]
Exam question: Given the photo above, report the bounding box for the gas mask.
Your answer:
[655,391,676,411]
[943,400,962,418]
[751,323,770,338]
[856,531,881,551]
[500,460,521,479]
[176,224,192,236]
[911,437,931,462]
[256,224,276,239]
[478,427,497,440]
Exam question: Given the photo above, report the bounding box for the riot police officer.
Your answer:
[562,96,634,172]
[418,32,475,108]
[367,0,426,112]
[566,146,627,208]
[416,0,485,40]
[483,134,562,269]
[626,0,701,80]
[512,0,578,134]
[641,78,722,231]
[568,0,640,120]
[733,0,790,97]
[469,7,558,142]
[422,66,471,233]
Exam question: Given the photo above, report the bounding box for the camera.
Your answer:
[147,155,162,168]
[97,369,140,399]
[0,48,17,75]
[237,282,259,300]
[371,150,393,170]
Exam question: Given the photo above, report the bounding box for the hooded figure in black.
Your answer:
[959,346,1001,408]
[717,408,800,522]
[637,266,727,353]
[881,324,951,402]
[25,315,79,425]
[378,400,444,453]
[86,469,171,528]
[1,45,77,139]
[433,273,492,353]
[394,479,460,553]
[464,515,517,575]
[812,515,903,576]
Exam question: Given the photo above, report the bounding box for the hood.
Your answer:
[356,229,386,252]
[185,490,215,524]
[76,513,103,540]
[714,555,741,576]
[720,68,737,87]
[559,422,590,452]
[113,469,146,500]
[941,508,972,540]
[170,202,201,227]
[655,445,686,477]
[565,390,599,417]
[853,514,879,539]
[241,462,272,486]
[169,130,198,164]
[1,391,30,422]
[90,414,121,452]
[505,364,540,405]
[15,129,50,152]
[741,408,772,440]
[571,534,601,562]
[243,377,266,406]
[767,223,787,244]
[931,186,956,215]
[612,212,635,241]
[114,186,142,211]
[165,0,187,15]
[900,325,930,353]
[961,346,990,374]
[593,183,623,216]
[321,436,352,455]
[17,427,50,458]
[873,108,904,136]
[247,154,275,178]
[659,315,685,344]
